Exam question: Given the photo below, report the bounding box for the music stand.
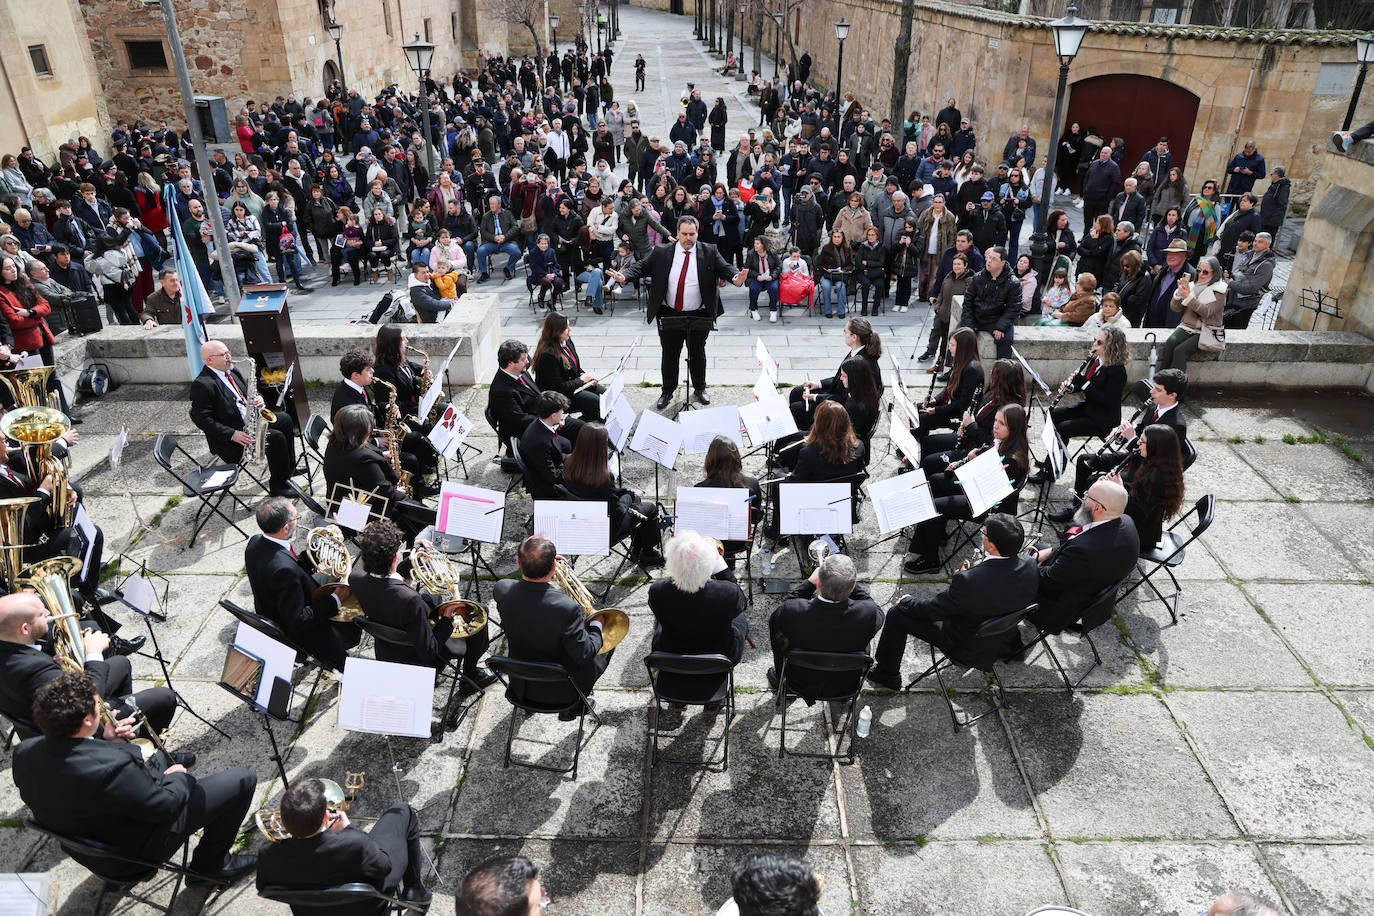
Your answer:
[656,313,717,414]
[326,483,392,532]
[115,556,229,740]
[218,636,296,787]
[424,484,503,600]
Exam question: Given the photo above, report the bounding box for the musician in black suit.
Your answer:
[492,535,610,718]
[648,531,748,665]
[919,358,1026,477]
[348,519,493,690]
[13,672,258,887]
[605,214,748,410]
[1032,480,1141,634]
[333,347,429,495]
[869,514,1039,687]
[1065,368,1188,502]
[518,391,574,500]
[244,497,360,671]
[322,404,418,533]
[256,776,431,912]
[190,339,298,496]
[1029,326,1129,485]
[374,325,442,471]
[767,552,883,696]
[788,317,886,426]
[0,592,176,741]
[532,312,604,420]
[489,339,584,447]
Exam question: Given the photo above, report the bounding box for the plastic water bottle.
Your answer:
[855,705,872,738]
[762,547,772,575]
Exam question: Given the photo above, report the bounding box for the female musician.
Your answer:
[915,326,983,451]
[920,357,1026,477]
[777,355,880,472]
[1104,423,1185,549]
[697,435,762,558]
[561,423,663,566]
[788,401,866,483]
[904,403,1030,573]
[374,324,442,473]
[323,404,423,536]
[1029,325,1129,484]
[0,254,64,411]
[532,311,604,421]
[788,316,885,427]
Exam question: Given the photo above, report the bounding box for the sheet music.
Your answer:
[204,469,235,489]
[752,367,778,402]
[336,498,371,531]
[888,411,922,465]
[232,622,298,711]
[867,471,940,533]
[338,657,435,739]
[428,404,474,458]
[276,363,294,409]
[779,482,853,535]
[13,353,41,369]
[739,393,798,446]
[755,338,778,382]
[0,874,48,915]
[955,447,1015,515]
[533,500,611,556]
[361,696,415,732]
[629,409,683,469]
[599,369,625,418]
[436,482,505,542]
[604,392,636,452]
[891,385,922,430]
[675,486,750,540]
[680,405,743,454]
[1012,346,1052,395]
[109,423,129,473]
[1041,421,1067,478]
[121,573,157,616]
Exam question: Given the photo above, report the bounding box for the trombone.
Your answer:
[551,556,629,654]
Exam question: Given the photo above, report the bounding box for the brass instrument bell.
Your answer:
[551,556,629,655]
[305,525,364,623]
[409,545,488,638]
[255,773,366,842]
[1,406,74,528]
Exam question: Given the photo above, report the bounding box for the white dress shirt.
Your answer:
[668,242,704,312]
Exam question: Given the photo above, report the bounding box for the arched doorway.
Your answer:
[1065,74,1200,172]
[322,60,340,95]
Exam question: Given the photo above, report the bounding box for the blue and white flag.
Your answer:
[162,185,211,379]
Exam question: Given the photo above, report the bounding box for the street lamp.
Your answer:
[327,21,346,92]
[1029,5,1089,277]
[738,2,747,66]
[401,33,437,178]
[550,12,560,56]
[770,11,783,80]
[1343,32,1374,131]
[833,18,849,119]
[597,13,605,53]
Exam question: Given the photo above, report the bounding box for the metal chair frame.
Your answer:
[775,649,873,762]
[259,881,426,913]
[643,652,735,771]
[487,655,602,779]
[1117,494,1216,625]
[152,434,252,547]
[1026,579,1122,694]
[905,604,1037,731]
[25,817,193,916]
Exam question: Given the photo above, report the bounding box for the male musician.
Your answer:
[13,672,258,887]
[190,339,298,496]
[767,553,883,696]
[1032,480,1140,635]
[493,535,610,719]
[649,531,748,665]
[456,855,547,916]
[256,776,431,910]
[244,497,361,671]
[868,514,1038,687]
[1056,369,1189,519]
[489,340,584,449]
[349,519,494,692]
[332,348,429,495]
[0,592,176,742]
[605,215,748,410]
[517,391,573,499]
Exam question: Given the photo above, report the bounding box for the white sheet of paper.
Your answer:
[109,423,129,473]
[72,503,98,575]
[0,874,49,916]
[752,367,777,402]
[417,340,460,421]
[604,392,636,453]
[739,393,798,446]
[779,482,853,535]
[204,469,235,488]
[955,447,1015,515]
[533,500,611,556]
[891,384,922,429]
[888,411,922,465]
[1012,345,1051,396]
[675,486,750,540]
[338,657,435,739]
[232,621,298,712]
[13,353,42,369]
[335,497,371,531]
[121,573,157,616]
[276,363,294,409]
[428,404,474,458]
[599,370,626,419]
[435,482,505,543]
[680,405,743,454]
[609,451,620,479]
[755,338,778,382]
[629,408,683,469]
[951,294,964,325]
[1041,421,1067,478]
[866,471,940,534]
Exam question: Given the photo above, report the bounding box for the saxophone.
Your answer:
[236,358,275,464]
[374,380,412,495]
[406,345,441,425]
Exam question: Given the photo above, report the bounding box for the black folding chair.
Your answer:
[301,413,331,487]
[1117,494,1215,625]
[643,652,735,771]
[487,655,602,778]
[217,599,335,721]
[936,478,1027,572]
[26,817,193,916]
[775,649,873,763]
[1122,377,1152,406]
[1181,436,1198,470]
[1,709,37,745]
[151,434,252,547]
[1028,579,1123,693]
[354,615,479,731]
[484,404,522,479]
[906,603,1037,731]
[259,882,426,914]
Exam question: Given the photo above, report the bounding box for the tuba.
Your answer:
[256,773,365,842]
[0,365,57,410]
[409,545,488,637]
[1,406,73,528]
[551,556,629,655]
[0,496,38,587]
[306,525,363,623]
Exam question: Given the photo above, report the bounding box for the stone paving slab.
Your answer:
[1200,501,1360,583]
[849,840,1065,916]
[1261,842,1374,916]
[1055,841,1282,916]
[1246,582,1374,687]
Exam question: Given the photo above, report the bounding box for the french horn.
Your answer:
[409,545,488,638]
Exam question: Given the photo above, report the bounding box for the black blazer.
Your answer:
[896,554,1039,665]
[790,442,866,483]
[769,581,884,695]
[0,464,59,549]
[618,239,738,324]
[244,534,356,670]
[1035,516,1141,633]
[696,474,762,553]
[348,569,450,668]
[493,578,603,695]
[927,360,984,428]
[189,365,249,464]
[0,641,119,735]
[518,420,571,500]
[488,369,540,442]
[648,568,748,662]
[1072,361,1126,432]
[373,359,425,417]
[330,380,378,427]
[323,443,405,506]
[743,249,782,283]
[1136,402,1187,441]
[257,827,393,916]
[533,342,585,399]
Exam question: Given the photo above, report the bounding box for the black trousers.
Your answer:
[787,385,833,430]
[658,314,712,393]
[367,804,425,891]
[218,413,298,491]
[1073,448,1125,496]
[140,766,257,872]
[873,596,948,674]
[101,654,178,736]
[570,385,605,422]
[1050,404,1109,448]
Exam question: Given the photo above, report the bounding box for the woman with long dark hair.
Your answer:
[323,403,414,535]
[697,435,762,557]
[373,324,441,478]
[561,423,663,565]
[1030,326,1130,485]
[788,401,865,483]
[532,311,603,420]
[1107,423,1185,549]
[788,317,884,427]
[916,326,983,450]
[919,357,1026,476]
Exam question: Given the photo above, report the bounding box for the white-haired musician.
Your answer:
[647,531,748,666]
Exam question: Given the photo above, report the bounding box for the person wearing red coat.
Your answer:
[0,253,65,412]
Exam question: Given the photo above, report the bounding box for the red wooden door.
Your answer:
[1065,74,1200,172]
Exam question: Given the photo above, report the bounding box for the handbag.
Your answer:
[519,213,537,233]
[1198,324,1226,353]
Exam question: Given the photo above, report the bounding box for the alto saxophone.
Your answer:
[374,380,412,495]
[236,358,275,464]
[406,345,440,425]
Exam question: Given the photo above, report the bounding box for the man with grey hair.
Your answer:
[1223,230,1275,329]
[1110,176,1146,231]
[648,531,749,665]
[767,552,883,694]
[1202,891,1281,916]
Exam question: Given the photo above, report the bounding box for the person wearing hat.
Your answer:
[1145,238,1196,329]
[950,118,977,160]
[862,165,891,213]
[1259,166,1289,241]
[962,191,1007,253]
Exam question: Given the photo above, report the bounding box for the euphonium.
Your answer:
[551,556,629,655]
[256,773,365,842]
[374,380,412,495]
[235,358,275,464]
[1,406,73,527]
[305,525,363,623]
[0,365,56,409]
[0,496,38,587]
[409,545,488,637]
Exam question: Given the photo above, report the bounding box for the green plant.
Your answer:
[1253,435,1265,444]
[1227,435,1243,444]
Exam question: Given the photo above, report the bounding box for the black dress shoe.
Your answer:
[765,666,779,691]
[635,549,665,568]
[903,555,941,575]
[109,634,146,657]
[694,390,710,405]
[558,697,595,721]
[917,350,935,362]
[654,393,672,410]
[401,885,433,909]
[1047,505,1077,524]
[461,666,498,694]
[171,752,197,768]
[187,853,258,888]
[1026,470,1051,487]
[866,669,902,690]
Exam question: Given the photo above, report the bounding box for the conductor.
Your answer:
[606,215,747,410]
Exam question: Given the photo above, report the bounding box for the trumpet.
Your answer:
[551,556,629,655]
[409,544,488,637]
[305,525,364,623]
[256,773,366,842]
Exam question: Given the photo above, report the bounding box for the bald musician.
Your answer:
[1031,479,1140,635]
[189,339,298,496]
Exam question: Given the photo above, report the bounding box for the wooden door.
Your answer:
[1065,74,1200,172]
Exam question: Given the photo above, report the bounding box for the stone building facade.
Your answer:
[0,0,108,160]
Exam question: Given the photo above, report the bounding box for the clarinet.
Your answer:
[1091,402,1147,461]
[1106,437,1141,477]
[921,358,943,408]
[952,384,984,452]
[947,442,992,472]
[1048,351,1096,411]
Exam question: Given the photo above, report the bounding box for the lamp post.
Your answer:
[402,34,437,179]
[738,2,747,66]
[833,18,849,119]
[1028,6,1088,277]
[597,13,605,53]
[551,12,560,56]
[709,0,718,53]
[327,21,346,92]
[1342,32,1374,131]
[770,11,783,79]
[725,1,735,70]
[695,0,702,39]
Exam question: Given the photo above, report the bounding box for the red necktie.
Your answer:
[226,372,244,401]
[674,248,691,312]
[562,343,575,367]
[518,375,528,388]
[1086,359,1099,380]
